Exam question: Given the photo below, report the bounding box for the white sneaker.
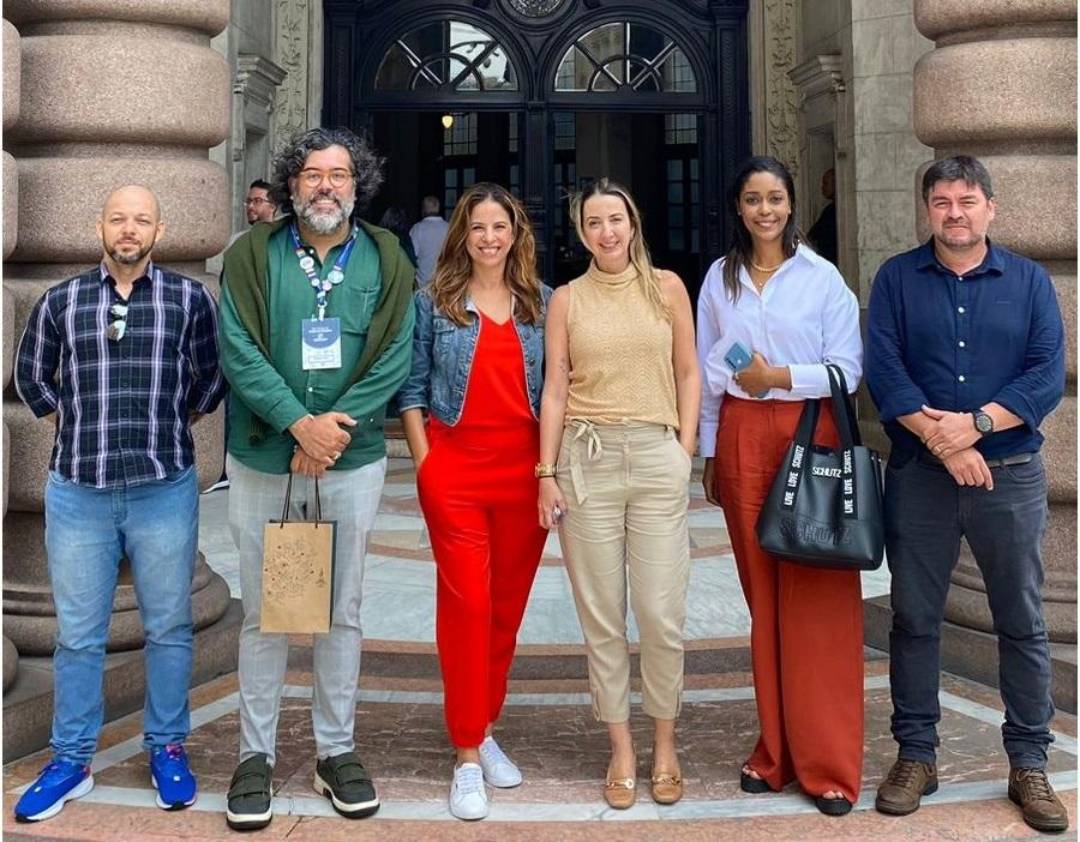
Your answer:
[449,762,488,820]
[478,736,522,788]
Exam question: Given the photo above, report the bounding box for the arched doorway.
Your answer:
[323,0,750,301]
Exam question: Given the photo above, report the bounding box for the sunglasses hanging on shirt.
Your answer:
[106,302,129,342]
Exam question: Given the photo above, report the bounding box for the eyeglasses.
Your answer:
[245,197,273,206]
[297,169,354,189]
[106,303,128,342]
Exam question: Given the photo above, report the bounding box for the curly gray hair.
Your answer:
[269,127,385,219]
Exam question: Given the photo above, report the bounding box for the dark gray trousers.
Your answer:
[884,451,1054,769]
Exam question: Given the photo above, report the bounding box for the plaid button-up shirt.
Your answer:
[14,262,227,488]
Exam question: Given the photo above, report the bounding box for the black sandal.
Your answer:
[815,794,853,816]
[740,769,774,794]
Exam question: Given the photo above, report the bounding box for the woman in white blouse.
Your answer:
[696,156,864,817]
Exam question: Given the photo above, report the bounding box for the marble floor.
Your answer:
[3,458,1075,841]
[198,457,895,644]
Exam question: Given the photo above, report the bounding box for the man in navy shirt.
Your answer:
[867,156,1066,832]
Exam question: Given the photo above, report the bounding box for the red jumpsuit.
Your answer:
[714,396,864,802]
[417,313,548,748]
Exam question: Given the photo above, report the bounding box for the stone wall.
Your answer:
[2,0,234,657]
[912,0,1077,643]
[850,0,934,302]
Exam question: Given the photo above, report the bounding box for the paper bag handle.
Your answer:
[279,472,323,526]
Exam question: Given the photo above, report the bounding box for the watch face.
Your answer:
[975,413,993,433]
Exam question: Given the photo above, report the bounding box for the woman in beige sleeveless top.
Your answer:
[537,179,700,808]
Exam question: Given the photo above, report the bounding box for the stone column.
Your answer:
[912,0,1077,643]
[2,0,234,655]
[3,13,22,690]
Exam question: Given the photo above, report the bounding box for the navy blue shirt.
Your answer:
[866,240,1064,460]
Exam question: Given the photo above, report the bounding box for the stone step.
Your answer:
[3,663,1075,838]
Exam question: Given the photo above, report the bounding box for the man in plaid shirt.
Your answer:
[13,185,227,822]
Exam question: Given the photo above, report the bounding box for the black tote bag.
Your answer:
[755,365,885,570]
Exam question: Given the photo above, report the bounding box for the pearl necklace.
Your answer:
[749,258,783,273]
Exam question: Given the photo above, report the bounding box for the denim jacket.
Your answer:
[396,284,553,425]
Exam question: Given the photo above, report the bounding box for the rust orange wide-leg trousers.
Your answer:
[714,397,864,802]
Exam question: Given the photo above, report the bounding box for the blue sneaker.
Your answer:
[149,744,197,810]
[14,759,94,822]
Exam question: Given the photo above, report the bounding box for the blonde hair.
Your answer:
[569,178,671,321]
[430,183,542,325]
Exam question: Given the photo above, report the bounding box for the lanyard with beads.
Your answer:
[289,223,358,321]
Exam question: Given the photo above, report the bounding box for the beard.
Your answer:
[104,234,155,266]
[936,227,982,251]
[293,190,355,235]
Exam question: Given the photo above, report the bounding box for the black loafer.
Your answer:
[815,795,853,816]
[740,771,774,794]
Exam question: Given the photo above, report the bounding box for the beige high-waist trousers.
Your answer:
[557,420,691,722]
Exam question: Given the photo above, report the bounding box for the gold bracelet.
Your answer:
[534,462,557,478]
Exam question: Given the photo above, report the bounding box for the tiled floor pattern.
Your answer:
[199,458,894,647]
[3,665,1076,840]
[4,458,1075,840]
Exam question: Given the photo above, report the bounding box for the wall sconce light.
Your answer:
[441,114,454,129]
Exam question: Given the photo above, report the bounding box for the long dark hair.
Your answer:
[722,155,802,302]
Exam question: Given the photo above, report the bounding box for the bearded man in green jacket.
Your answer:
[218,127,414,831]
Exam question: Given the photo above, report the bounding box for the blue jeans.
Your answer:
[885,452,1054,769]
[45,467,199,765]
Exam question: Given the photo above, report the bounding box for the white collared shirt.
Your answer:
[695,243,863,457]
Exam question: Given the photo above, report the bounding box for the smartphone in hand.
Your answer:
[724,341,753,373]
[724,341,769,399]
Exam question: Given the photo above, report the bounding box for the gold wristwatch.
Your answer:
[534,462,557,478]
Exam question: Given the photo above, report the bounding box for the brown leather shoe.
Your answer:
[1008,768,1069,833]
[603,777,636,809]
[875,759,938,816]
[650,771,682,805]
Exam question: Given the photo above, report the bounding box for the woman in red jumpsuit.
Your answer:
[397,183,550,821]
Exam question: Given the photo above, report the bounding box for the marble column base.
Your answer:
[946,502,1077,645]
[2,599,241,761]
[3,509,232,655]
[865,595,1076,714]
[2,635,17,692]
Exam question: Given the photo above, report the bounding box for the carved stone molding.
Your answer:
[234,54,287,162]
[749,0,800,170]
[762,0,799,172]
[237,55,288,115]
[272,0,322,151]
[788,54,845,108]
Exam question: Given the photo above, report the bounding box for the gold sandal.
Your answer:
[604,776,637,809]
[651,771,683,805]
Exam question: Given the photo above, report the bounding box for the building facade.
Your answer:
[1,0,1076,753]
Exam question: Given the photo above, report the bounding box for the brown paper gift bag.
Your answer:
[260,474,336,634]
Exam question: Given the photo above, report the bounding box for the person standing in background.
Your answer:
[806,168,837,266]
[410,195,451,285]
